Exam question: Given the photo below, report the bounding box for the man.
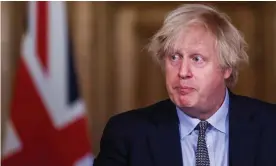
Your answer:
[93,4,276,166]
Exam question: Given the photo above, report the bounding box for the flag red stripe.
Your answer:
[36,2,48,71]
[2,60,91,166]
[2,2,93,165]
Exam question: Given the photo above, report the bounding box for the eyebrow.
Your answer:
[166,47,183,56]
[170,47,203,56]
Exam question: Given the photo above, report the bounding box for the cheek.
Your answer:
[193,66,224,87]
[165,65,178,83]
[165,73,175,91]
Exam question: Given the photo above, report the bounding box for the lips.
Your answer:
[176,86,194,95]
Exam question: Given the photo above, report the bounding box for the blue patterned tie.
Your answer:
[196,121,210,166]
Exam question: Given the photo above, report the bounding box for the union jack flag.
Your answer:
[2,2,93,166]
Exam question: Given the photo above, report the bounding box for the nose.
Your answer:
[178,60,192,79]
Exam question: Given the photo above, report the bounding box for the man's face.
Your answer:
[164,24,232,112]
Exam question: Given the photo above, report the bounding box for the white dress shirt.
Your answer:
[176,89,229,166]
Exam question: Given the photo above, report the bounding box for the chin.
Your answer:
[178,100,194,108]
[173,95,195,108]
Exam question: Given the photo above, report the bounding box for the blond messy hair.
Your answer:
[148,4,249,88]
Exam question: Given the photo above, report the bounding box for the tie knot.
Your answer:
[196,121,209,133]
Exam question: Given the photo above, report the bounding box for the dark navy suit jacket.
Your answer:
[94,92,276,166]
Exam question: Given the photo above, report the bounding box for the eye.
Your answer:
[170,54,181,61]
[192,55,204,63]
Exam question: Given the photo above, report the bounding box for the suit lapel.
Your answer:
[229,92,261,166]
[147,99,183,166]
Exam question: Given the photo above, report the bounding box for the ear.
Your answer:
[223,68,232,79]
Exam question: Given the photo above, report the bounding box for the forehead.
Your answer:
[171,24,217,54]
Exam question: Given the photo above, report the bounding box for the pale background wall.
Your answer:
[2,1,276,155]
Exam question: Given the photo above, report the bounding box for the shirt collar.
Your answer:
[177,107,200,139]
[177,88,230,139]
[207,89,229,134]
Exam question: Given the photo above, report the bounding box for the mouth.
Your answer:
[175,86,194,95]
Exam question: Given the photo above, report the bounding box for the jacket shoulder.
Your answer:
[233,94,276,124]
[107,99,171,128]
[234,94,275,111]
